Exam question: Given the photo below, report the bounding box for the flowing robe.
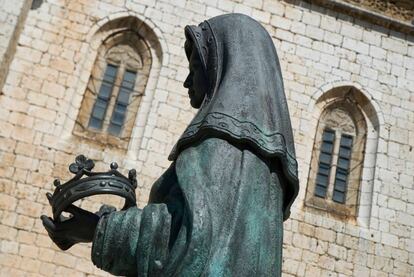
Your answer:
[92,138,284,276]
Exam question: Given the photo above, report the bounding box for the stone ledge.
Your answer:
[284,0,414,36]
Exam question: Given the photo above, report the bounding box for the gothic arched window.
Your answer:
[306,97,367,218]
[74,31,152,149]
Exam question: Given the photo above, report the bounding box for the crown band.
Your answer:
[47,155,137,221]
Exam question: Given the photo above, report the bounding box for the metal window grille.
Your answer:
[314,129,335,198]
[108,70,137,136]
[89,64,118,130]
[332,134,353,203]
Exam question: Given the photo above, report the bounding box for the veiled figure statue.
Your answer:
[41,14,299,276]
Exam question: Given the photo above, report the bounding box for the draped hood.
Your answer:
[169,14,299,220]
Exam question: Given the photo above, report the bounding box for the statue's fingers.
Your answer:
[45,193,53,205]
[64,204,82,215]
[47,233,74,251]
[40,215,56,232]
[65,204,94,218]
[95,204,116,217]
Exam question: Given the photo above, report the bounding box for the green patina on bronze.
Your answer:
[91,14,299,276]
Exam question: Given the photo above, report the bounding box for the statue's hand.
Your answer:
[40,204,116,250]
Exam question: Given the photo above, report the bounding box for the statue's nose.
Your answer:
[183,75,192,88]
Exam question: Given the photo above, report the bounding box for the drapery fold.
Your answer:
[92,138,284,276]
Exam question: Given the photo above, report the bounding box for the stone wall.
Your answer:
[0,0,32,93]
[0,0,412,276]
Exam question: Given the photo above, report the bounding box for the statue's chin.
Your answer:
[190,97,203,109]
[190,101,200,109]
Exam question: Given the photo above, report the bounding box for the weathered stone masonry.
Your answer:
[0,0,413,276]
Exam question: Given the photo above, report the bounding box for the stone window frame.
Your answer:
[303,84,382,227]
[306,98,367,219]
[73,30,152,150]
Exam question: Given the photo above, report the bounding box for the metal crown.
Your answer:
[47,154,137,221]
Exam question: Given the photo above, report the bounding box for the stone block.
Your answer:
[0,193,17,211]
[328,243,347,260]
[381,232,399,247]
[275,28,293,42]
[19,257,41,273]
[206,6,222,17]
[19,244,39,258]
[0,240,18,254]
[334,260,353,275]
[284,6,302,21]
[306,25,324,41]
[49,58,74,74]
[343,37,369,55]
[41,81,65,99]
[302,12,320,27]
[320,16,341,33]
[15,214,34,230]
[318,255,335,271]
[370,45,386,60]
[315,227,336,242]
[271,14,292,30]
[340,23,362,40]
[382,37,408,54]
[362,30,382,46]
[16,199,43,216]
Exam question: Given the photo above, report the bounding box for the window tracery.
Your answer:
[306,98,367,218]
[74,31,151,149]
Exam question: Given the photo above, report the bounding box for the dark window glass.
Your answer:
[122,71,136,89]
[99,84,113,100]
[318,163,330,176]
[107,124,122,136]
[338,158,350,169]
[322,131,335,142]
[339,148,351,159]
[316,174,329,186]
[332,134,353,203]
[91,105,105,119]
[108,70,137,136]
[117,90,130,105]
[111,110,125,125]
[334,179,346,192]
[320,153,332,165]
[89,64,118,129]
[314,129,335,198]
[315,185,327,198]
[332,192,345,203]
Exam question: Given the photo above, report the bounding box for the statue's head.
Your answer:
[183,39,208,109]
[175,14,298,221]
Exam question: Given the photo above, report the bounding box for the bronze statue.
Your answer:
[41,14,299,276]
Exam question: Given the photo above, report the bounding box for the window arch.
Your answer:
[306,87,371,219]
[74,30,152,149]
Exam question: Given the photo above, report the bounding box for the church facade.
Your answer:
[0,0,413,276]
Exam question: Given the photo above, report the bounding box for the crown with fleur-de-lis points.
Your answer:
[46,155,137,221]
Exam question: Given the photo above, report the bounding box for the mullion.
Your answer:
[332,134,353,203]
[108,70,137,136]
[314,129,335,198]
[89,64,118,130]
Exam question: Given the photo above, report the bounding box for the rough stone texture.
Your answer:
[0,0,413,276]
[296,0,414,37]
[0,0,32,96]
[342,0,414,23]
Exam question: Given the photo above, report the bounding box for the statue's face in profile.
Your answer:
[183,43,208,109]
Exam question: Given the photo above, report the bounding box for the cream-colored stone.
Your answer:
[0,240,19,254]
[0,0,412,276]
